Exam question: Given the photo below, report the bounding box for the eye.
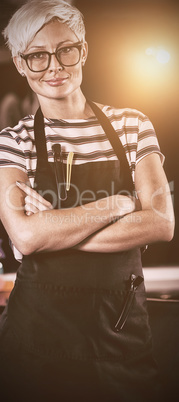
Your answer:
[58,46,73,54]
[28,52,47,60]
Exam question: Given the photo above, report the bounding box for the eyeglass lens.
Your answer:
[27,46,81,72]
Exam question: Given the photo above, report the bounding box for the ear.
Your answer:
[13,56,26,77]
[81,41,88,66]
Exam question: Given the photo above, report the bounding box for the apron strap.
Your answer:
[34,107,48,166]
[87,100,134,191]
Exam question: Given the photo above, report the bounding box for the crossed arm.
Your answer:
[0,153,174,255]
[76,153,175,252]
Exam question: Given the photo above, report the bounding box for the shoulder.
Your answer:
[0,115,35,141]
[95,103,149,123]
[103,106,147,121]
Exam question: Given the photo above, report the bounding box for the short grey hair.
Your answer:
[3,0,86,57]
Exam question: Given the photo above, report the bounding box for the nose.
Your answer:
[49,53,63,71]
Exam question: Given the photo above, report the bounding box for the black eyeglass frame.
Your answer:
[20,42,83,72]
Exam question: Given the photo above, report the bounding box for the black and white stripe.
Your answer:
[0,104,164,187]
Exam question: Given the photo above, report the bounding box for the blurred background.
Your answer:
[0,0,178,272]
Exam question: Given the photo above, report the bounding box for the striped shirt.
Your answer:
[0,104,164,186]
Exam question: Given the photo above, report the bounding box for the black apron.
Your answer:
[0,102,159,402]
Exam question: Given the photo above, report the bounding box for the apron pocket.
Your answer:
[7,277,151,362]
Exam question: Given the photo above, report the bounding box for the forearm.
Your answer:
[75,208,174,253]
[2,192,135,255]
[17,203,112,254]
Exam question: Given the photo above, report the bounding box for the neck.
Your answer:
[37,91,94,120]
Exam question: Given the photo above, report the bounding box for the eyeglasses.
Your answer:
[20,42,83,72]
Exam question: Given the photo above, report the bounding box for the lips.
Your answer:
[45,77,68,86]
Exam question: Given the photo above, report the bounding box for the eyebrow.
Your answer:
[26,40,76,52]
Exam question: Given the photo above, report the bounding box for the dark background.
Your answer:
[0,0,178,272]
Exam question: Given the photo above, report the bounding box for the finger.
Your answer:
[26,211,34,216]
[24,201,40,214]
[116,195,135,214]
[16,181,53,208]
[25,195,51,211]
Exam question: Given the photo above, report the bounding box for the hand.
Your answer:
[130,196,142,212]
[95,194,136,219]
[112,194,136,217]
[16,181,53,215]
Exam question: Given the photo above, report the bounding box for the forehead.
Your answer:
[26,20,78,51]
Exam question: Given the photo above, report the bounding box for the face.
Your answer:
[14,20,88,104]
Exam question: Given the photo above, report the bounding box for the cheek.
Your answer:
[72,64,83,82]
[26,72,41,82]
[25,73,43,90]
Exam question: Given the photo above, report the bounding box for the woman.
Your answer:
[0,1,174,401]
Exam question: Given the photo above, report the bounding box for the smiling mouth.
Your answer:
[46,77,68,86]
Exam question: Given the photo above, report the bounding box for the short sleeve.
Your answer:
[136,116,165,165]
[0,128,27,172]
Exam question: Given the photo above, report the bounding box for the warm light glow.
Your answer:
[145,47,155,56]
[112,38,175,107]
[156,49,171,64]
[145,46,171,64]
[129,45,172,90]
